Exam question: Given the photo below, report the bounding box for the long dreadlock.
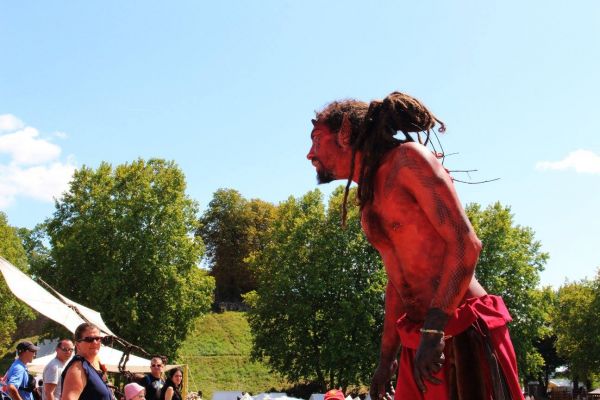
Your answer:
[315,91,445,226]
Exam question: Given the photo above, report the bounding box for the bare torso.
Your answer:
[360,142,486,321]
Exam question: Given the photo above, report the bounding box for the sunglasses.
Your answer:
[77,336,103,343]
[151,364,163,368]
[60,347,74,352]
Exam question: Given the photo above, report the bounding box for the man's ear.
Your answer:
[337,115,352,148]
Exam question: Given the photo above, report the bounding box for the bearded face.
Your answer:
[308,123,341,184]
[307,116,356,187]
[315,162,336,184]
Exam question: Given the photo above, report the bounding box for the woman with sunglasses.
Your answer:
[159,368,183,400]
[61,323,112,400]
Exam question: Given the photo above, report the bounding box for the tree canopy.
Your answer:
[553,276,600,388]
[466,202,548,378]
[198,188,276,302]
[18,223,54,280]
[0,212,35,354]
[44,159,214,358]
[246,187,386,390]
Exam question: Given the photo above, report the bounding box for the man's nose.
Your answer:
[307,145,315,160]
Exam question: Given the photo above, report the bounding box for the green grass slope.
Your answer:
[178,312,288,400]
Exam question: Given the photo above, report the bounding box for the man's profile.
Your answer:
[307,92,524,400]
[3,341,39,400]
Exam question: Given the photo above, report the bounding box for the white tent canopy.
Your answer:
[0,256,115,336]
[28,344,172,374]
[212,392,244,400]
[252,393,287,400]
[253,394,302,400]
[212,393,303,400]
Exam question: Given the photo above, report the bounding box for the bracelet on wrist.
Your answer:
[419,328,444,336]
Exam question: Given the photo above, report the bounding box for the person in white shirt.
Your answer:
[42,339,74,400]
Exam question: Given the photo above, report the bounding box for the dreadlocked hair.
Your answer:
[316,91,445,226]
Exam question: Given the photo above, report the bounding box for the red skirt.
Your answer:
[394,295,524,400]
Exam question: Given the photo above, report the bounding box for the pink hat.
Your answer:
[324,390,345,400]
[124,383,145,400]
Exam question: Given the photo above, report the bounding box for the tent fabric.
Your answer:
[548,379,572,388]
[253,394,302,400]
[28,345,181,374]
[54,291,116,336]
[0,257,114,336]
[212,392,244,400]
[0,257,88,334]
[252,393,287,400]
[212,393,302,400]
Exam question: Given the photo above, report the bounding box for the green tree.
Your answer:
[17,223,54,280]
[246,187,386,390]
[466,202,548,379]
[532,287,565,393]
[45,159,214,358]
[553,277,600,391]
[0,212,35,353]
[198,189,276,302]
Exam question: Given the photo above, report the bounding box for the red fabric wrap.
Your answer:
[394,295,524,400]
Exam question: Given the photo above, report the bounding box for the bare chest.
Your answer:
[361,192,433,245]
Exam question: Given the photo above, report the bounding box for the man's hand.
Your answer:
[369,358,398,400]
[413,332,445,393]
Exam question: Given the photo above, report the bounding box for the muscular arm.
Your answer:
[43,383,57,400]
[370,282,403,399]
[61,361,87,400]
[396,143,482,320]
[393,143,482,391]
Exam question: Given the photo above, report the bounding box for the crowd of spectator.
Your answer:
[1,323,185,400]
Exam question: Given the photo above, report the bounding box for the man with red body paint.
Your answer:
[306,92,524,400]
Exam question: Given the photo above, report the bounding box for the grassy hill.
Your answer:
[178,312,289,400]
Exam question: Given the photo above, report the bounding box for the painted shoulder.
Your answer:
[388,141,443,170]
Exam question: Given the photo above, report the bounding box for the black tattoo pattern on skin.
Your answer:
[436,265,470,312]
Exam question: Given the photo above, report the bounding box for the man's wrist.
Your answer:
[420,328,444,336]
[422,308,449,331]
[378,349,398,366]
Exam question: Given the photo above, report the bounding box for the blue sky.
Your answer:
[1,1,598,288]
